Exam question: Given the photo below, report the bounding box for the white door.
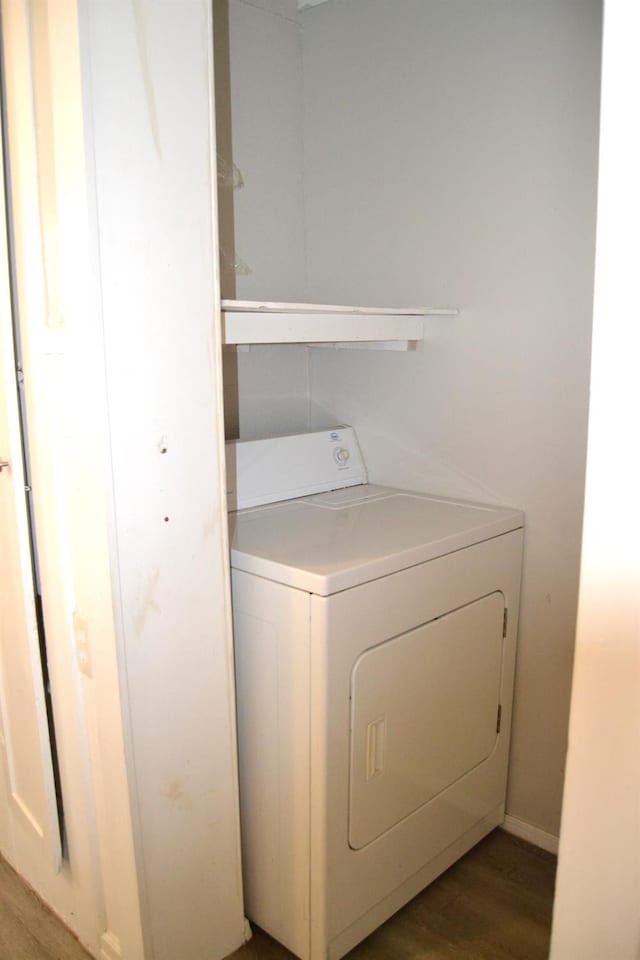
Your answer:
[0,110,62,879]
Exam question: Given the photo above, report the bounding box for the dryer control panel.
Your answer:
[226,427,367,511]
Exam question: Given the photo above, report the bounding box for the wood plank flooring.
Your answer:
[227,830,557,960]
[0,855,91,960]
[0,829,556,960]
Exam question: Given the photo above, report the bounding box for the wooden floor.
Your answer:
[0,855,91,960]
[0,830,556,960]
[227,830,557,960]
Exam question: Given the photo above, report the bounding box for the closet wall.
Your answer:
[301,0,602,837]
[219,0,602,838]
[220,0,310,440]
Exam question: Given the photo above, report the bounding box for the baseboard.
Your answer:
[502,815,559,855]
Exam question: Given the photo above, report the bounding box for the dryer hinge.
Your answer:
[496,704,502,734]
[502,608,508,638]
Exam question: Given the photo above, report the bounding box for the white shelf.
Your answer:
[221,299,457,348]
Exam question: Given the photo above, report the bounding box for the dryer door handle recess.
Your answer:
[365,716,386,781]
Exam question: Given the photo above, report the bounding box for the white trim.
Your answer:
[502,815,559,855]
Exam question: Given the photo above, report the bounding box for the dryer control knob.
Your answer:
[334,447,350,465]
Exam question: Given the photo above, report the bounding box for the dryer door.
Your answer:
[349,591,504,850]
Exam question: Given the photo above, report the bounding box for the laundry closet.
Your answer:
[0,3,609,959]
[216,0,600,842]
[213,0,601,956]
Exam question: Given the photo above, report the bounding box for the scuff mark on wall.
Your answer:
[202,512,220,541]
[161,776,192,811]
[133,567,161,636]
[131,0,162,158]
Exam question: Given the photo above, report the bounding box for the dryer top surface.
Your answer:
[229,484,523,596]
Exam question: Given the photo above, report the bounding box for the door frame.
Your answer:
[0,2,144,956]
[0,2,246,958]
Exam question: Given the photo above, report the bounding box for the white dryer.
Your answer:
[226,427,523,960]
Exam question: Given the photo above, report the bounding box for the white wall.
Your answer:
[221,0,311,441]
[80,2,246,957]
[550,3,640,956]
[301,0,601,836]
[226,0,306,301]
